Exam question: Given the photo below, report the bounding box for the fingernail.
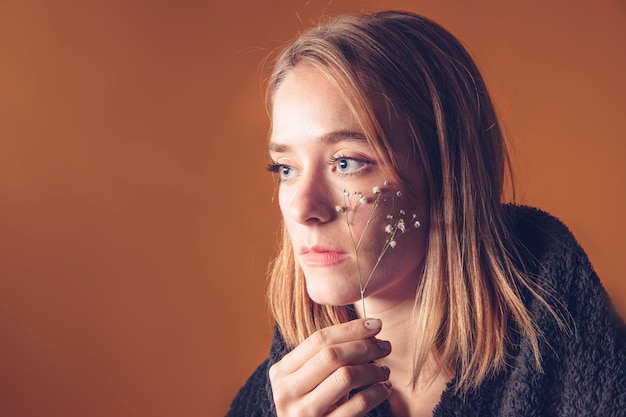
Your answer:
[380,366,390,376]
[384,381,393,390]
[377,340,391,351]
[364,318,382,330]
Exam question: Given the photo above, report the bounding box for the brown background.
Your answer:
[0,0,624,416]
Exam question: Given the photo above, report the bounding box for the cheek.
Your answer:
[364,213,428,282]
[358,196,426,251]
[351,206,383,238]
[277,187,302,245]
[277,185,296,221]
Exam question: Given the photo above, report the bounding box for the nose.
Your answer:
[286,173,336,225]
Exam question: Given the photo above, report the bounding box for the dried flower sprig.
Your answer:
[335,181,421,317]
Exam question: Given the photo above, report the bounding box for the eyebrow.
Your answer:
[268,130,367,153]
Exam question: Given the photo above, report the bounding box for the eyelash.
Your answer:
[266,163,284,174]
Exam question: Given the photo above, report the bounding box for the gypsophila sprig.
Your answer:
[336,181,421,317]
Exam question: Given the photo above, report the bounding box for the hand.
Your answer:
[269,318,392,417]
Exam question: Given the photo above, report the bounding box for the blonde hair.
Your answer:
[266,10,557,393]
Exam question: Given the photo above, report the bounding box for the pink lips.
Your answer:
[299,245,349,267]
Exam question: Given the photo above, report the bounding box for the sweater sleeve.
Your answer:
[225,326,288,417]
[225,358,276,417]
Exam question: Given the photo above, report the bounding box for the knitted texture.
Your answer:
[226,206,626,416]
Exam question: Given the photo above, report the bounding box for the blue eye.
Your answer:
[267,163,298,181]
[332,156,371,174]
[280,165,295,179]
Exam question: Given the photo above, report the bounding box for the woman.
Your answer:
[227,10,626,417]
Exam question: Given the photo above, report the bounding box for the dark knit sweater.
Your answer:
[226,206,626,416]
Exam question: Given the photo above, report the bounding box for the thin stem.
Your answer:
[342,193,365,299]
[355,196,381,251]
[361,295,367,319]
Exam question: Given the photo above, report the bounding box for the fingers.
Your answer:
[293,337,391,395]
[328,381,392,417]
[274,364,392,417]
[313,363,391,408]
[277,318,384,374]
[269,318,392,417]
[271,319,390,397]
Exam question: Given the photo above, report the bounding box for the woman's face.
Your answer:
[269,64,429,314]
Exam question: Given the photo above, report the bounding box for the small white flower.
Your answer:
[372,186,381,194]
[397,219,406,233]
[387,214,394,219]
[335,205,344,212]
[385,224,393,234]
[414,220,421,228]
[389,240,397,248]
[343,190,350,196]
[359,194,367,204]
[396,191,402,197]
[383,180,389,186]
[399,209,406,215]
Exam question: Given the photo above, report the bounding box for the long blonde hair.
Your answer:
[266,10,557,393]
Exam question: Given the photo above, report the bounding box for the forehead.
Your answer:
[270,64,360,144]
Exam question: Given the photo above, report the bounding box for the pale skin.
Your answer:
[268,64,449,416]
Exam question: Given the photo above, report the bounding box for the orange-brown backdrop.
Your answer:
[0,1,624,416]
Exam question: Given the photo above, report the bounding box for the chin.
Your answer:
[305,282,361,307]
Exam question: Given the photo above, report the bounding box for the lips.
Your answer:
[299,245,349,267]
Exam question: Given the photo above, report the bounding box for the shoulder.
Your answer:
[503,204,613,318]
[503,204,582,260]
[504,205,626,414]
[503,203,626,357]
[503,204,598,298]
